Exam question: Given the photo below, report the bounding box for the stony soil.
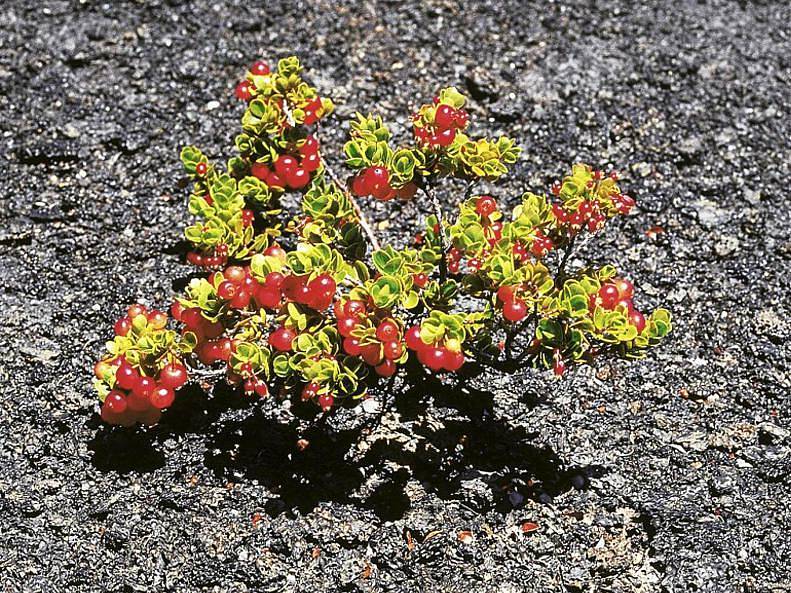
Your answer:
[1,1,790,591]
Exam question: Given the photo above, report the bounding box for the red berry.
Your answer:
[181,307,204,330]
[234,80,252,101]
[267,172,286,190]
[614,278,634,300]
[150,386,175,409]
[286,167,310,189]
[127,304,147,319]
[243,379,256,395]
[363,166,389,194]
[254,381,269,397]
[301,382,319,400]
[274,155,298,177]
[115,360,139,390]
[413,273,428,288]
[250,60,270,76]
[383,340,403,360]
[159,363,188,390]
[434,104,455,129]
[448,260,460,274]
[405,325,424,351]
[265,271,285,290]
[351,174,368,196]
[343,300,367,319]
[114,316,132,336]
[553,357,566,377]
[195,162,208,176]
[598,284,620,309]
[338,316,359,338]
[318,393,334,411]
[93,360,112,380]
[167,305,184,327]
[255,285,281,309]
[475,196,497,217]
[105,390,128,414]
[375,359,397,377]
[453,109,469,128]
[251,162,270,181]
[443,349,465,372]
[421,346,446,371]
[268,327,295,352]
[343,337,362,356]
[229,288,252,309]
[301,152,321,173]
[264,244,287,261]
[132,376,156,399]
[376,320,399,342]
[436,127,456,147]
[630,309,646,333]
[502,299,528,322]
[361,344,383,366]
[300,135,319,156]
[217,280,238,301]
[497,285,514,303]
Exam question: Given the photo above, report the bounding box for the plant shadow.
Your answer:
[88,369,602,520]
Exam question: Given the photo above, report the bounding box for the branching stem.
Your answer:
[419,181,449,282]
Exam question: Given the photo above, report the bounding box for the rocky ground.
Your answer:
[1,1,790,591]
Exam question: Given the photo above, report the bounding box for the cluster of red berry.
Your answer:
[413,99,469,147]
[251,136,321,190]
[496,285,530,323]
[234,60,270,101]
[349,166,417,201]
[186,243,229,268]
[98,305,188,426]
[590,277,646,332]
[405,326,465,372]
[336,302,403,377]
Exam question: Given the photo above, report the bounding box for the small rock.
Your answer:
[714,235,739,257]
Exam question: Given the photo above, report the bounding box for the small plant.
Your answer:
[92,56,671,426]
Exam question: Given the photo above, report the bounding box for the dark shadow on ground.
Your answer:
[89,370,602,519]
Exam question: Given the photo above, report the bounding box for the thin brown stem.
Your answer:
[320,156,381,252]
[420,181,449,282]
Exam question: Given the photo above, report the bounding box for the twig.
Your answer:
[420,181,449,282]
[321,157,381,251]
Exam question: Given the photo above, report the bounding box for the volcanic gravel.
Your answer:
[1,1,790,591]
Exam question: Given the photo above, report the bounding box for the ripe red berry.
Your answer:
[351,174,368,196]
[383,340,404,360]
[195,162,208,176]
[159,363,188,390]
[127,304,147,319]
[453,109,469,128]
[301,382,319,400]
[343,337,362,356]
[413,273,428,288]
[300,135,319,156]
[255,285,281,309]
[436,127,456,147]
[105,390,128,414]
[475,196,497,217]
[497,285,514,303]
[502,299,528,322]
[170,301,184,322]
[254,380,269,397]
[448,260,460,274]
[268,326,295,352]
[132,376,156,399]
[250,162,270,181]
[234,80,252,101]
[405,325,424,351]
[286,167,310,189]
[434,104,455,129]
[598,284,620,309]
[114,316,132,336]
[361,344,383,366]
[318,393,334,411]
[181,307,204,330]
[363,166,389,193]
[115,360,140,390]
[421,346,446,372]
[250,60,270,76]
[443,349,465,372]
[217,280,238,301]
[274,155,298,177]
[376,320,399,342]
[229,288,252,309]
[267,172,285,189]
[264,244,287,262]
[338,316,359,338]
[553,357,566,377]
[630,309,646,333]
[375,359,397,377]
[150,386,175,409]
[614,278,634,300]
[301,152,321,173]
